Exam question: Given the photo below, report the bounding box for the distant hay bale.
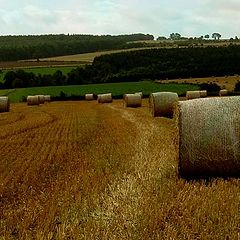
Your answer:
[219,89,228,96]
[37,95,45,104]
[149,92,178,117]
[186,91,201,100]
[44,95,51,102]
[0,96,10,112]
[27,96,40,106]
[135,92,143,98]
[199,90,207,98]
[85,94,94,101]
[124,94,142,108]
[97,93,112,103]
[175,97,240,177]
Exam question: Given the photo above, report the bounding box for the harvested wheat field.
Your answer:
[0,100,239,239]
[157,75,240,91]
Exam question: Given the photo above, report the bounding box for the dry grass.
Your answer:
[27,96,40,106]
[149,92,178,117]
[0,100,239,239]
[176,97,240,177]
[219,89,228,96]
[157,75,240,92]
[0,61,81,69]
[0,96,10,113]
[123,94,142,108]
[85,94,94,101]
[97,93,112,103]
[38,47,160,63]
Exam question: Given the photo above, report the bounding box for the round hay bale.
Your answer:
[0,96,10,112]
[219,89,228,97]
[199,90,207,98]
[149,92,178,117]
[27,96,40,106]
[123,94,142,108]
[37,95,45,104]
[186,91,201,100]
[97,93,112,103]
[85,94,94,101]
[135,92,143,98]
[175,96,240,177]
[44,95,51,102]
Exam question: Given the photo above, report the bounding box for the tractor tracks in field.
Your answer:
[0,109,58,141]
[0,113,26,127]
[89,104,177,234]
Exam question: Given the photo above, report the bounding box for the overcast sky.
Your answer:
[0,0,239,38]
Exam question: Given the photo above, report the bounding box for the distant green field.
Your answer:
[24,66,75,75]
[0,89,16,96]
[0,81,199,103]
[0,66,76,83]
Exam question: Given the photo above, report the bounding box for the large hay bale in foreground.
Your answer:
[219,89,228,97]
[44,95,51,102]
[175,96,240,177]
[27,96,40,106]
[199,90,207,98]
[97,93,112,103]
[124,94,142,108]
[0,96,10,112]
[149,92,178,117]
[85,94,94,101]
[186,91,201,100]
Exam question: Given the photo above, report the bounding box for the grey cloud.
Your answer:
[0,0,239,37]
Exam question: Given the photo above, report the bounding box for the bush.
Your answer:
[234,81,240,91]
[199,83,221,93]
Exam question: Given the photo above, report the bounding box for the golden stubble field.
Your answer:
[157,75,240,92]
[0,100,239,239]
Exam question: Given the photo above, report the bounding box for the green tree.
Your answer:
[54,70,66,86]
[169,33,181,40]
[234,81,240,91]
[3,71,16,88]
[212,33,221,40]
[157,36,167,40]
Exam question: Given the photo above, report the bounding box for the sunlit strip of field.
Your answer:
[156,75,240,91]
[0,61,84,70]
[38,47,160,62]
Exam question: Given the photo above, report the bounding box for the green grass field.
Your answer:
[0,81,199,103]
[0,66,76,83]
[24,66,75,75]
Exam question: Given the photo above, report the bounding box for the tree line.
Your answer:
[0,33,154,61]
[1,45,240,90]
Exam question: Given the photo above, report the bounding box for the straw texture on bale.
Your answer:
[175,97,240,177]
[199,90,207,98]
[219,89,228,96]
[149,92,178,117]
[186,91,201,100]
[27,96,40,106]
[37,95,45,104]
[0,96,10,112]
[124,94,142,108]
[44,95,51,102]
[97,93,112,103]
[135,92,143,98]
[85,94,94,101]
